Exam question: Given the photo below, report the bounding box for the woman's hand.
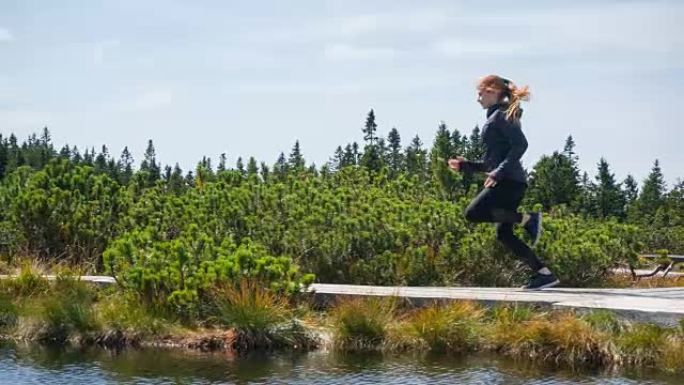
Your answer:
[447,157,466,171]
[484,171,498,188]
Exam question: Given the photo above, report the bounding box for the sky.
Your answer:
[1,0,682,186]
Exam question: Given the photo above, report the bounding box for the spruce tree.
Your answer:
[360,110,382,172]
[118,146,134,185]
[288,141,305,171]
[387,127,404,177]
[593,158,625,219]
[635,159,666,220]
[247,156,259,177]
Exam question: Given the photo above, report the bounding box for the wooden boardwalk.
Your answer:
[2,274,682,326]
[308,284,684,326]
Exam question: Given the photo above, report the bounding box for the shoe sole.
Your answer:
[522,279,560,290]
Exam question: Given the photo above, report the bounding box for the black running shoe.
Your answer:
[524,212,543,246]
[522,273,560,290]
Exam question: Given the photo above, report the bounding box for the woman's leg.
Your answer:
[464,181,546,272]
[490,183,558,288]
[464,185,523,224]
[495,222,544,271]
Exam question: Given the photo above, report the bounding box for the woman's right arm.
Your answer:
[448,157,486,173]
[460,160,486,173]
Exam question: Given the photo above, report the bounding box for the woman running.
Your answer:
[448,75,559,290]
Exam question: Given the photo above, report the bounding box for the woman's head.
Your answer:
[477,74,530,121]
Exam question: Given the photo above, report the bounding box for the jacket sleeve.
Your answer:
[492,117,528,178]
[460,160,487,173]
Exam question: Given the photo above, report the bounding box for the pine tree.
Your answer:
[360,144,382,172]
[362,109,378,145]
[58,145,71,159]
[405,135,427,179]
[431,122,453,160]
[592,158,625,219]
[94,145,109,173]
[577,171,596,216]
[218,153,227,172]
[274,152,288,180]
[195,157,214,188]
[202,156,213,172]
[140,139,161,185]
[451,128,466,156]
[360,110,383,173]
[39,127,53,166]
[342,144,355,167]
[247,156,259,177]
[635,159,666,220]
[331,145,345,171]
[288,141,305,171]
[352,142,360,165]
[195,156,215,184]
[236,157,245,175]
[163,165,172,181]
[319,162,331,179]
[660,180,684,227]
[562,135,582,207]
[184,170,194,186]
[118,146,134,185]
[529,154,575,210]
[40,126,51,146]
[466,125,484,161]
[430,122,460,198]
[377,137,388,166]
[0,135,6,179]
[387,127,404,177]
[308,162,318,176]
[260,161,270,182]
[527,136,581,210]
[71,145,82,164]
[563,135,577,163]
[623,174,639,203]
[83,147,94,166]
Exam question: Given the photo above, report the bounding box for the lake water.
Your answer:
[0,343,681,384]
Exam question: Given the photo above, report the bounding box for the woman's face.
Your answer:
[477,87,501,109]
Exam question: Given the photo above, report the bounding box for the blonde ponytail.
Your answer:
[505,83,530,121]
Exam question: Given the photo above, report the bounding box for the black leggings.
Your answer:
[464,180,545,271]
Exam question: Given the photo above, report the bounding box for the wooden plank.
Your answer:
[308,284,684,326]
[1,274,681,325]
[641,254,684,262]
[0,274,116,285]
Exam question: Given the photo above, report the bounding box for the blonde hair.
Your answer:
[477,74,531,121]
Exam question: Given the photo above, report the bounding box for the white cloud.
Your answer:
[251,7,455,45]
[323,43,396,61]
[338,14,380,37]
[118,90,173,111]
[0,28,13,42]
[338,8,454,36]
[440,2,684,59]
[432,38,529,57]
[252,2,683,66]
[90,39,120,65]
[231,74,450,97]
[0,108,52,128]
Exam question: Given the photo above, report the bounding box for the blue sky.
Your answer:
[1,0,682,185]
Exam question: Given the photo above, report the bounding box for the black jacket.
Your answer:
[461,103,528,184]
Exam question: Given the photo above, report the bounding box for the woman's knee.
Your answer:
[495,224,513,241]
[464,205,481,222]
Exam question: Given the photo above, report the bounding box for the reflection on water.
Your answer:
[0,342,680,385]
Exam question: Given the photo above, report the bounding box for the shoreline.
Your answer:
[0,297,681,375]
[0,271,681,374]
